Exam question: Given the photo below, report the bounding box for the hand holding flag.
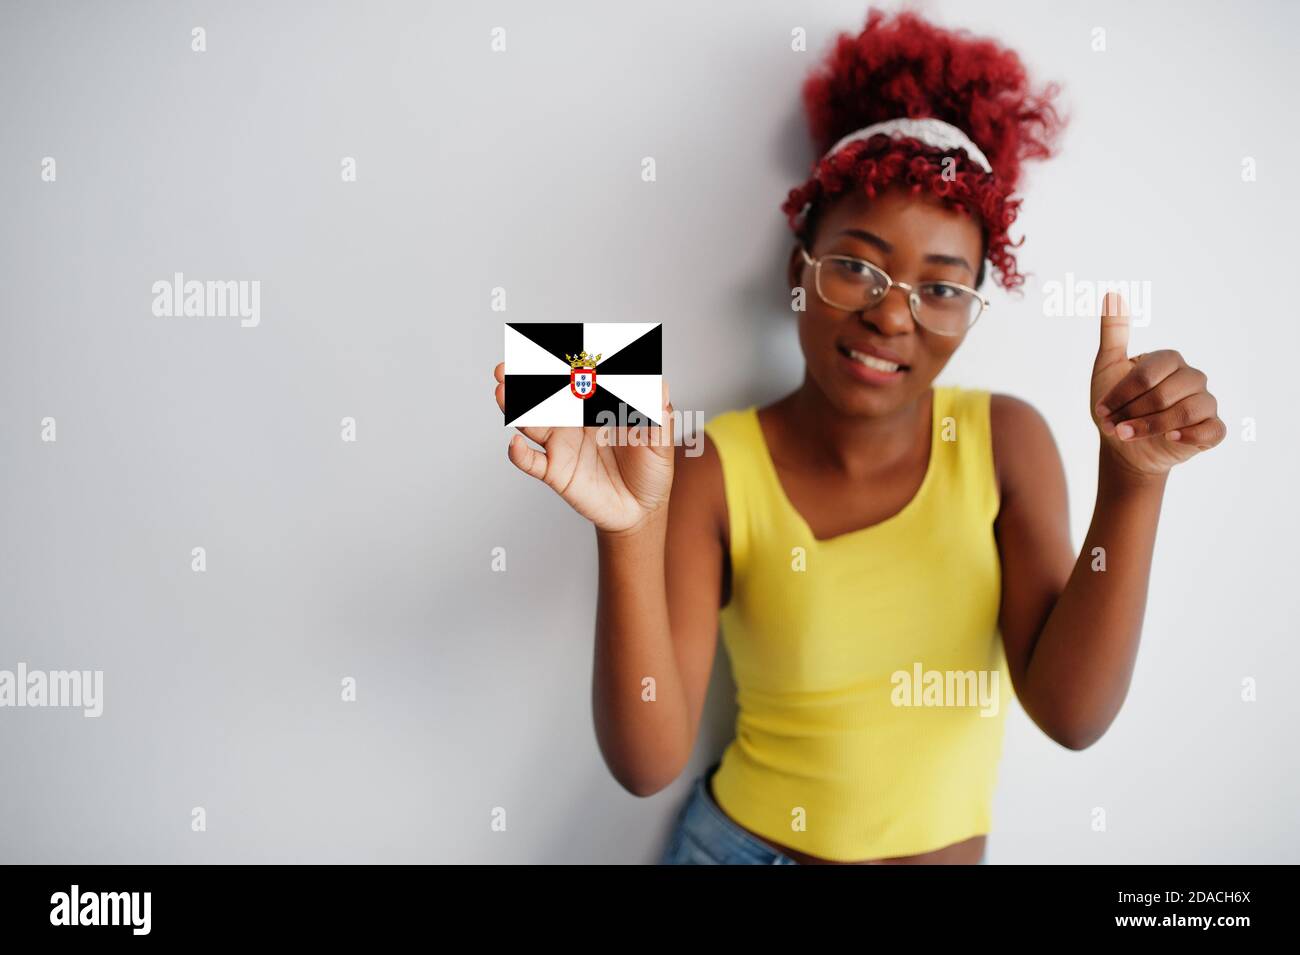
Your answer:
[494,362,676,535]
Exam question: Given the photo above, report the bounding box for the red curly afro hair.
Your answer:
[782,8,1067,292]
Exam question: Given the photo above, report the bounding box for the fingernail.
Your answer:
[1095,403,1110,418]
[1116,423,1134,439]
[1168,430,1181,441]
[1100,418,1115,434]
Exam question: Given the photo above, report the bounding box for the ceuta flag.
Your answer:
[503,323,662,427]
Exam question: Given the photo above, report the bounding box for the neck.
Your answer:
[775,373,932,476]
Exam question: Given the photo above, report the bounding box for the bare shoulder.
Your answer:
[989,392,1052,435]
[667,429,731,607]
[670,430,728,548]
[988,392,1063,500]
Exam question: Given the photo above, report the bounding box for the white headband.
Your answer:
[800,116,994,273]
[820,117,993,174]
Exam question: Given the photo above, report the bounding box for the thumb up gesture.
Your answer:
[1091,292,1225,476]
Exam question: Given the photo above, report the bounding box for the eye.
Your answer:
[830,257,873,276]
[920,282,962,300]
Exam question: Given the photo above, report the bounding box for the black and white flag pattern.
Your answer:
[503,323,662,427]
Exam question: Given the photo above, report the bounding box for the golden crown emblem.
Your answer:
[565,351,601,369]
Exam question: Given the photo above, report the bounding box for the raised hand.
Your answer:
[1091,292,1226,476]
[493,362,676,534]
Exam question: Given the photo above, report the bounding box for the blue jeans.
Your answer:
[659,765,989,865]
[659,765,799,864]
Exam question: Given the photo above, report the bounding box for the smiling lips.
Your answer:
[837,341,910,382]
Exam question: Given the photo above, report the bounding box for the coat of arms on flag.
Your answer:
[567,351,599,399]
[503,323,662,427]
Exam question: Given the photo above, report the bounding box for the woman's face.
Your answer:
[788,184,985,418]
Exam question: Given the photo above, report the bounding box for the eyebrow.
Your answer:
[836,228,974,277]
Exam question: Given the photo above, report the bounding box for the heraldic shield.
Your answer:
[570,367,596,399]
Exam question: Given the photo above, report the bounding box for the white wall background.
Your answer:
[1,0,1296,863]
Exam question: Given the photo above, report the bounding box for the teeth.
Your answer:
[848,349,901,372]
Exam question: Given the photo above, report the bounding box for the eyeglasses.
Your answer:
[799,246,989,336]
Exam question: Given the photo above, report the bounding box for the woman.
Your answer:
[492,10,1223,864]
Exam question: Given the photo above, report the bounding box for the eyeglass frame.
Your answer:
[798,245,990,336]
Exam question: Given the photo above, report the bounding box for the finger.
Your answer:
[493,361,504,384]
[507,433,548,481]
[602,380,675,450]
[1103,365,1208,426]
[1095,292,1131,374]
[1166,416,1227,451]
[495,376,557,445]
[650,379,674,449]
[494,382,551,443]
[1110,392,1218,441]
[517,424,554,446]
[1095,350,1183,419]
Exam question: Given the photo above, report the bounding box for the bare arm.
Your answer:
[592,438,727,795]
[493,364,727,795]
[993,396,1168,749]
[992,292,1225,750]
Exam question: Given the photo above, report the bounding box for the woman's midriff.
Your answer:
[707,773,986,865]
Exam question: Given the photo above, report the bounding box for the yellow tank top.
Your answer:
[705,385,1011,862]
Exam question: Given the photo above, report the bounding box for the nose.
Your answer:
[857,285,915,334]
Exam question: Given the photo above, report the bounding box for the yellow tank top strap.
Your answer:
[701,407,763,577]
[936,385,1000,524]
